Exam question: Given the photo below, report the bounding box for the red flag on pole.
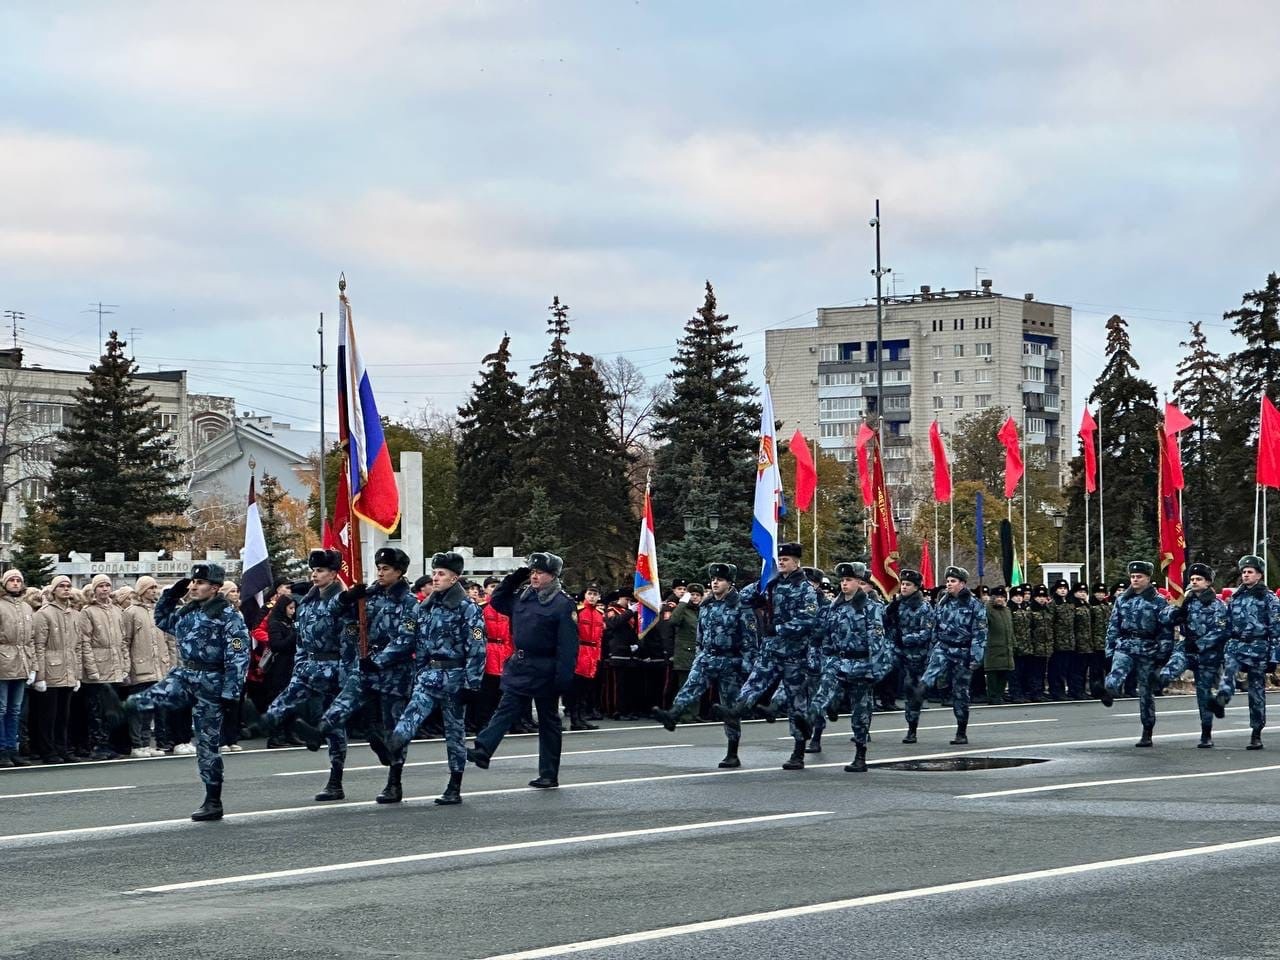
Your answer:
[1163,402,1193,491]
[1258,395,1280,488]
[1157,428,1186,597]
[920,539,935,589]
[928,420,952,503]
[325,466,355,588]
[998,416,1024,500]
[1078,407,1098,494]
[868,436,900,597]
[790,429,817,511]
[855,422,875,506]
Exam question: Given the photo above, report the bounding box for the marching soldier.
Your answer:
[711,542,820,771]
[765,566,828,752]
[909,565,987,745]
[885,568,934,743]
[652,562,758,768]
[1159,562,1228,747]
[264,549,356,801]
[1098,560,1172,747]
[378,551,486,804]
[806,562,891,773]
[1217,555,1280,749]
[124,563,250,820]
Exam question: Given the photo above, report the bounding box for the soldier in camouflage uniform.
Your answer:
[1007,587,1030,702]
[652,562,758,768]
[1159,563,1228,747]
[1047,579,1075,700]
[1217,555,1280,750]
[295,547,418,803]
[765,566,830,753]
[712,542,820,771]
[807,562,892,772]
[264,549,357,802]
[884,568,933,742]
[1099,560,1172,747]
[1068,583,1092,699]
[1087,583,1111,698]
[376,552,485,804]
[125,563,250,821]
[910,566,987,745]
[1024,585,1053,701]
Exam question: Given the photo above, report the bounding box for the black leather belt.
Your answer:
[513,650,552,660]
[839,650,870,660]
[425,657,464,669]
[308,654,340,661]
[185,659,224,673]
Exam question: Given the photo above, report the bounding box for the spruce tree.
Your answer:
[829,462,867,563]
[1172,321,1232,568]
[650,282,759,557]
[258,473,306,581]
[9,499,55,586]
[456,335,528,551]
[48,332,188,556]
[517,485,562,558]
[657,453,738,583]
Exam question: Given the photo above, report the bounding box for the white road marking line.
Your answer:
[0,785,135,800]
[1114,707,1248,718]
[273,744,695,777]
[774,718,1058,740]
[122,811,831,894]
[474,832,1280,959]
[957,762,1280,799]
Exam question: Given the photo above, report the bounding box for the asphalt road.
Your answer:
[4,693,1280,960]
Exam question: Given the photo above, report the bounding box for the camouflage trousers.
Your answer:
[267,672,348,769]
[393,667,466,773]
[129,668,225,786]
[769,659,825,739]
[922,648,974,725]
[899,649,930,725]
[1219,654,1268,732]
[811,673,875,746]
[1159,653,1223,728]
[671,654,744,744]
[1105,652,1158,729]
[738,654,811,742]
[323,671,411,766]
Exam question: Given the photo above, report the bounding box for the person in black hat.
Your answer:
[1219,555,1280,749]
[1086,582,1112,698]
[984,586,1014,705]
[292,547,419,804]
[1022,585,1053,702]
[884,568,935,741]
[909,566,987,745]
[1046,579,1074,701]
[1158,562,1228,747]
[771,566,830,755]
[712,543,821,771]
[1097,560,1172,748]
[124,563,251,821]
[1065,582,1092,700]
[263,548,357,802]
[468,552,579,788]
[601,586,641,719]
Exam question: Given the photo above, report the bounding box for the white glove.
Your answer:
[26,671,35,685]
[73,680,81,692]
[33,680,46,693]
[629,644,639,654]
[678,593,691,604]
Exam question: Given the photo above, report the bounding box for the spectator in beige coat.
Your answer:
[80,573,127,759]
[0,570,36,767]
[32,575,94,763]
[123,576,170,757]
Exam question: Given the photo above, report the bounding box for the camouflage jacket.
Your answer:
[932,588,988,664]
[1010,605,1032,656]
[295,582,358,683]
[1028,604,1054,657]
[1160,587,1228,660]
[1089,601,1110,653]
[760,570,820,661]
[155,588,250,700]
[1051,598,1076,653]
[1104,586,1172,659]
[885,591,934,654]
[695,588,758,667]
[1225,583,1280,663]
[378,582,486,689]
[361,579,418,693]
[822,590,891,681]
[1072,600,1093,654]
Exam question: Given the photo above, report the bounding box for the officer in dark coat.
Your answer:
[467,552,579,788]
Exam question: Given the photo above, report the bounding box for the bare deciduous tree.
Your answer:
[596,355,669,495]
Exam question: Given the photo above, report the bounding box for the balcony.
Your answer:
[1022,380,1046,395]
[1046,349,1062,362]
[1043,392,1060,412]
[883,408,912,423]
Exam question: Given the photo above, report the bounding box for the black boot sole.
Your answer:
[433,793,462,805]
[466,748,490,769]
[717,757,741,768]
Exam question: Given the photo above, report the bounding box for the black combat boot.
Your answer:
[571,707,598,731]
[844,744,868,773]
[710,702,741,724]
[376,763,404,804]
[191,783,223,821]
[315,763,345,801]
[434,771,463,805]
[1096,684,1115,708]
[902,721,918,745]
[792,713,813,742]
[1209,695,1226,719]
[1135,724,1154,748]
[950,722,968,746]
[826,703,840,722]
[1197,724,1214,748]
[292,716,328,753]
[652,707,679,732]
[366,727,393,766]
[1248,728,1264,751]
[781,740,805,770]
[718,741,741,769]
[805,732,822,754]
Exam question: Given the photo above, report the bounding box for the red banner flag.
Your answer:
[920,538,935,590]
[928,420,952,503]
[998,416,1024,500]
[790,429,817,511]
[1259,395,1280,489]
[1163,402,1193,491]
[868,436,900,597]
[1157,428,1186,597]
[325,465,356,588]
[855,422,875,507]
[1078,407,1098,494]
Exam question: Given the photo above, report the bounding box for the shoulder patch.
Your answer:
[472,626,484,641]
[231,636,244,652]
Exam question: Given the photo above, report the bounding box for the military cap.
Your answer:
[431,551,466,575]
[977,584,990,596]
[583,582,601,593]
[707,562,737,582]
[483,576,501,587]
[801,566,825,585]
[688,582,705,594]
[990,585,1007,597]
[1239,555,1265,574]
[900,568,923,587]
[1072,581,1089,594]
[374,547,410,573]
[189,562,226,586]
[943,565,969,582]
[1052,578,1070,591]
[671,578,688,589]
[527,552,564,576]
[601,586,634,605]
[1127,560,1155,577]
[834,562,858,579]
[778,542,803,559]
[1187,562,1213,581]
[1091,582,1109,594]
[1032,584,1050,598]
[308,548,343,572]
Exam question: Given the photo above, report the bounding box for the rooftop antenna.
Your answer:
[3,310,24,349]
[83,302,119,349]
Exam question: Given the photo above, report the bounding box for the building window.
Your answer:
[818,372,854,386]
[884,396,910,411]
[23,402,63,425]
[953,370,964,383]
[819,397,865,421]
[953,396,964,409]
[883,369,911,384]
[1022,366,1044,383]
[932,370,942,384]
[819,344,839,362]
[933,396,944,410]
[974,394,992,408]
[1022,341,1045,357]
[1025,416,1046,434]
[19,479,47,501]
[883,446,908,460]
[975,369,992,383]
[820,422,854,438]
[24,443,55,463]
[953,344,965,357]
[932,346,943,360]
[976,342,992,356]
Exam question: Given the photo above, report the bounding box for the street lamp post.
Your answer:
[1053,510,1065,562]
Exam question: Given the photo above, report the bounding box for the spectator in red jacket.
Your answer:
[478,577,513,730]
[568,585,604,730]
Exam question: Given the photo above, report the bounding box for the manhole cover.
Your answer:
[876,757,1049,771]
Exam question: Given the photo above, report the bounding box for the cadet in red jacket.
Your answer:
[569,584,604,730]
[478,577,512,729]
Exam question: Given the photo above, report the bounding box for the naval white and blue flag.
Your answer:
[752,383,782,584]
[633,479,662,638]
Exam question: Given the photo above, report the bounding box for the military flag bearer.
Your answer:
[1217,555,1280,750]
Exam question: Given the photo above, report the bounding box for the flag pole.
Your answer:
[1097,407,1106,583]
[1255,483,1262,557]
[812,438,819,567]
[339,274,368,657]
[316,311,327,530]
[1084,491,1091,589]
[1021,406,1029,583]
[948,496,955,567]
[933,501,940,583]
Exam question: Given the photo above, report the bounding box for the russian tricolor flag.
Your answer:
[752,383,782,584]
[633,479,662,638]
[337,290,400,533]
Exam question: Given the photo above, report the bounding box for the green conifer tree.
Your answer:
[9,499,55,586]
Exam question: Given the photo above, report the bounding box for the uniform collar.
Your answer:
[427,582,466,610]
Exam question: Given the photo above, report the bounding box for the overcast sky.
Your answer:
[3,1,1277,429]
